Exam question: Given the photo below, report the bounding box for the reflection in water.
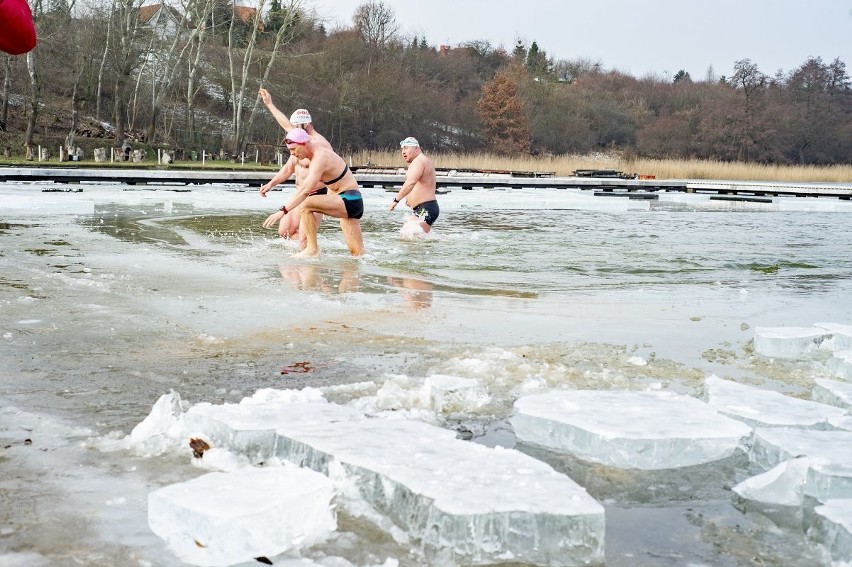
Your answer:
[387,276,434,309]
[279,262,360,294]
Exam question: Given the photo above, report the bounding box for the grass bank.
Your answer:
[353,150,852,183]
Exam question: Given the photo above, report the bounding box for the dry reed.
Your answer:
[351,150,852,184]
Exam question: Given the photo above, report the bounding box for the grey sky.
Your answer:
[315,0,852,80]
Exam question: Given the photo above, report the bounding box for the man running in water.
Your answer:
[258,88,332,246]
[279,128,364,257]
[388,137,439,233]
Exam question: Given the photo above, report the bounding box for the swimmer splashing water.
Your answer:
[389,137,440,239]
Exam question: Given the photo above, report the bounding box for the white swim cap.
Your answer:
[290,108,312,125]
[400,136,419,148]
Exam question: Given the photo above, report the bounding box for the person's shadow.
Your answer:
[387,276,433,309]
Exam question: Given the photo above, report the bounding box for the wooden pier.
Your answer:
[1,166,850,200]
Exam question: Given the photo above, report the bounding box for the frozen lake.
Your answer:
[2,181,852,566]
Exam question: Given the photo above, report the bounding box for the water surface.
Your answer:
[2,182,850,566]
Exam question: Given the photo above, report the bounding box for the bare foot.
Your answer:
[292,248,319,258]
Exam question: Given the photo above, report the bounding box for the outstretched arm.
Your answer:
[258,88,294,133]
[260,155,297,197]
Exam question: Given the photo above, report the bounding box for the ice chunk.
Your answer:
[704,375,846,429]
[732,457,810,507]
[813,378,852,411]
[753,326,832,358]
[189,398,604,566]
[829,415,852,432]
[126,390,187,455]
[148,466,335,566]
[749,428,852,502]
[423,374,490,414]
[828,350,852,381]
[185,397,364,464]
[277,418,605,567]
[811,499,852,563]
[510,390,752,470]
[815,322,852,350]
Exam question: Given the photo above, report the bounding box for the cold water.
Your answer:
[2,182,851,566]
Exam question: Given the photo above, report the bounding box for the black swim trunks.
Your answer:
[412,200,440,226]
[309,187,328,196]
[340,189,364,219]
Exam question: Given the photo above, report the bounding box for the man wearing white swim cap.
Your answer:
[265,130,364,257]
[389,136,439,233]
[259,88,336,248]
[258,88,331,149]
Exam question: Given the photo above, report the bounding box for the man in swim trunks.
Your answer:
[258,88,333,246]
[388,137,439,233]
[279,128,364,257]
[259,154,325,248]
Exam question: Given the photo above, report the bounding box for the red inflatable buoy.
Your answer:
[0,0,37,56]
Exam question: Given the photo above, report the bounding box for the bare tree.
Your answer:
[1,56,11,131]
[185,0,215,144]
[353,1,396,77]
[24,50,40,159]
[143,0,210,143]
[229,0,302,155]
[20,0,46,159]
[107,0,147,145]
[729,59,767,161]
[94,2,113,121]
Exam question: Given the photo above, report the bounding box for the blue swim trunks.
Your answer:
[340,189,364,219]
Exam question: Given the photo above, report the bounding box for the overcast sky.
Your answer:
[312,0,852,80]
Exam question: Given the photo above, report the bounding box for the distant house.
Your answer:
[234,5,263,30]
[138,3,187,37]
[139,2,264,34]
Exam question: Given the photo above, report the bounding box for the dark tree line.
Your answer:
[1,0,850,165]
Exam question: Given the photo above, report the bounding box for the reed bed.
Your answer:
[351,150,852,184]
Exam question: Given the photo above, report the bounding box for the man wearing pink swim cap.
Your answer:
[258,88,333,247]
[266,129,364,257]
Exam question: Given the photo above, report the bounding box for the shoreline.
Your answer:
[3,164,852,199]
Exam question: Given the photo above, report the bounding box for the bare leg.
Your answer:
[298,212,323,251]
[339,218,364,256]
[420,221,431,233]
[294,208,320,257]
